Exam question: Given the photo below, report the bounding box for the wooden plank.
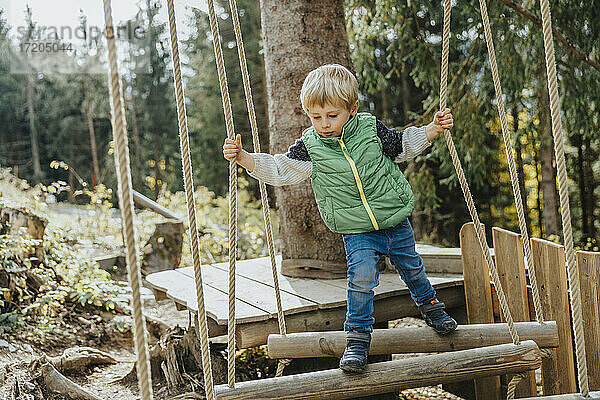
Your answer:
[145,269,270,325]
[214,341,541,400]
[531,238,577,395]
[177,264,320,317]
[460,222,501,400]
[236,283,465,348]
[416,244,463,274]
[267,321,559,358]
[576,251,600,390]
[206,258,349,309]
[492,227,537,397]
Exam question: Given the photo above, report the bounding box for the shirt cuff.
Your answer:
[414,125,432,152]
[247,153,268,182]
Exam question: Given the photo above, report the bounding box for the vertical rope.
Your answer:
[476,0,544,324]
[439,0,520,345]
[165,1,215,398]
[226,0,291,377]
[538,0,589,395]
[102,1,153,399]
[206,0,238,388]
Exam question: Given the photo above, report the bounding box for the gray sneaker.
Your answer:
[339,331,371,373]
[419,299,458,335]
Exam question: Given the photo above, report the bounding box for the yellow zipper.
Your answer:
[337,134,379,231]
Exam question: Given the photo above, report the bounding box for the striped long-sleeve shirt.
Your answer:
[248,120,431,186]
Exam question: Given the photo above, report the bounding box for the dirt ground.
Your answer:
[0,292,195,400]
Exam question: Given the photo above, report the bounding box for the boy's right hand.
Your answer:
[223,134,243,162]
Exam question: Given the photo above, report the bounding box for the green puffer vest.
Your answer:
[301,112,415,234]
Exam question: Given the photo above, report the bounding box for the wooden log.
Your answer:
[531,238,577,395]
[519,392,600,400]
[267,321,558,358]
[492,227,537,397]
[132,190,181,221]
[38,362,102,400]
[460,222,501,400]
[214,340,541,400]
[576,251,600,390]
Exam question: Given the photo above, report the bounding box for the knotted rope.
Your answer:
[439,0,520,346]
[538,0,589,395]
[226,0,291,377]
[165,1,215,398]
[102,1,153,399]
[205,0,238,388]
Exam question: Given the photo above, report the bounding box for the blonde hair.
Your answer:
[300,64,358,113]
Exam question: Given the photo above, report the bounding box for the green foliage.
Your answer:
[235,345,277,380]
[185,0,269,197]
[346,0,600,245]
[0,167,280,337]
[576,237,599,253]
[157,174,279,265]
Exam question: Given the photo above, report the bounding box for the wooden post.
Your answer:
[576,251,600,390]
[492,227,537,397]
[214,341,541,400]
[531,238,576,394]
[460,223,501,400]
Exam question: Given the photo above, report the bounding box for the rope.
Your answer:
[538,0,589,395]
[206,0,238,388]
[102,1,153,399]
[226,0,291,377]
[439,0,520,345]
[506,372,528,400]
[476,0,545,325]
[165,1,215,399]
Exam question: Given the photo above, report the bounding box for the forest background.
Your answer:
[0,0,598,249]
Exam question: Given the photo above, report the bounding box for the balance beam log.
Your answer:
[267,321,557,359]
[520,393,600,399]
[214,340,541,400]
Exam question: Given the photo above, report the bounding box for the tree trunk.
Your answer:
[584,136,595,238]
[27,75,42,180]
[154,132,161,200]
[574,132,588,237]
[534,145,543,236]
[513,107,531,234]
[83,81,101,187]
[537,68,559,238]
[130,81,141,167]
[68,132,74,203]
[259,0,352,275]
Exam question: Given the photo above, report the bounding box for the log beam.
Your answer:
[267,321,558,359]
[520,392,600,400]
[214,341,541,400]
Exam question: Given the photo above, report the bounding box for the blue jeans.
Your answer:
[342,218,436,333]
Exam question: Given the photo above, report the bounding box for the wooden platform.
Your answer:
[146,251,465,348]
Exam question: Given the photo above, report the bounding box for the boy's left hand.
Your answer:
[425,108,453,141]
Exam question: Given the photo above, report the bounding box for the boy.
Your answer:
[223,64,456,373]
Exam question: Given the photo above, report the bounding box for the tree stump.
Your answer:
[0,206,47,262]
[141,220,184,277]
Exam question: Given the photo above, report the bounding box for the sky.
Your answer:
[0,0,206,41]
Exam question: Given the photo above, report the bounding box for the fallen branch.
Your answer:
[46,347,117,374]
[36,362,102,400]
